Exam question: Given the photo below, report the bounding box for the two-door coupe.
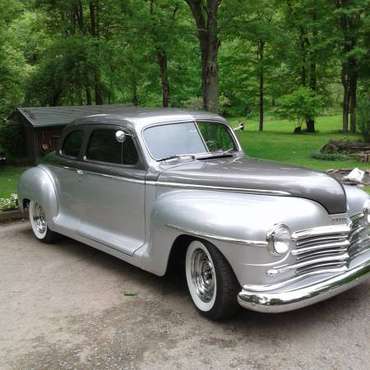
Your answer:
[18,108,370,319]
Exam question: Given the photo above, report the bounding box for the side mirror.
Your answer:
[115,130,126,143]
[233,123,245,132]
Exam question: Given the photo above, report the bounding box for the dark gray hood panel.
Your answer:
[159,157,346,214]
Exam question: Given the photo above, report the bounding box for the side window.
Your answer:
[62,130,83,158]
[86,129,139,165]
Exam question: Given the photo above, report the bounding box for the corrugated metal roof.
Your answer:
[15,104,133,127]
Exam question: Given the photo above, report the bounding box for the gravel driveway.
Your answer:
[1,221,370,370]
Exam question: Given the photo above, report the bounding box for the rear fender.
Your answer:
[17,165,58,228]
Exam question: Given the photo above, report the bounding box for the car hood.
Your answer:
[159,156,346,214]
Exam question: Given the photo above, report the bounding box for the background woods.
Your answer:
[0,0,370,132]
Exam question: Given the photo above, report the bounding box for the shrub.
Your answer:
[311,150,350,161]
[277,87,323,132]
[0,193,18,211]
[0,122,26,159]
[358,93,370,142]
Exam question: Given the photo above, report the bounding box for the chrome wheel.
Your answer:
[29,201,48,239]
[186,241,217,311]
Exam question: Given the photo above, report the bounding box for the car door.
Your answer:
[51,128,85,233]
[76,124,146,256]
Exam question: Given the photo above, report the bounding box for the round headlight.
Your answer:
[267,224,292,256]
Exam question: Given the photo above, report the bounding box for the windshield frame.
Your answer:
[141,119,240,161]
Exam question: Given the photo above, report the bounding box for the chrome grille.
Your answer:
[269,214,370,277]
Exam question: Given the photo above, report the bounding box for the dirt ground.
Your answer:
[1,221,370,370]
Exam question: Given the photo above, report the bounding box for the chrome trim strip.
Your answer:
[166,223,268,247]
[292,224,351,240]
[83,170,146,184]
[153,181,290,196]
[78,231,134,256]
[52,164,289,195]
[238,254,370,313]
[267,253,349,274]
[292,240,350,255]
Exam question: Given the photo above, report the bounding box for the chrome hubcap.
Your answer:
[33,203,47,234]
[190,248,215,303]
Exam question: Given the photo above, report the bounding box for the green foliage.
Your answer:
[0,193,18,211]
[310,150,350,161]
[277,87,323,129]
[0,0,369,132]
[358,92,370,142]
[0,122,26,158]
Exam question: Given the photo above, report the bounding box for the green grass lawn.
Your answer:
[230,114,369,171]
[0,166,27,198]
[0,114,369,199]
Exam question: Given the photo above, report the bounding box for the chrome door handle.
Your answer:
[76,169,84,175]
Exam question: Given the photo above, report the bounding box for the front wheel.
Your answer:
[29,200,58,243]
[185,240,240,320]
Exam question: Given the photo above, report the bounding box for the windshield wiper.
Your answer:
[158,154,195,162]
[196,149,235,160]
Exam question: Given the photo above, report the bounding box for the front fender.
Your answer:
[17,165,58,228]
[146,189,332,284]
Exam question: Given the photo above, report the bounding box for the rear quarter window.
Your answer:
[62,130,83,158]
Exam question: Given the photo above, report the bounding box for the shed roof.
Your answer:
[13,104,133,128]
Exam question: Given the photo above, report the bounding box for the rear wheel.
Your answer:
[185,240,240,320]
[29,200,58,243]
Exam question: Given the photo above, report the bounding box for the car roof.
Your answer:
[67,107,228,130]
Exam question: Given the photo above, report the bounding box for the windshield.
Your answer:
[143,121,236,160]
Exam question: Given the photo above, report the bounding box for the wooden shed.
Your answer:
[7,104,131,164]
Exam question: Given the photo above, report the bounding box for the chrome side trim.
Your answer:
[52,163,290,195]
[166,223,268,247]
[238,253,370,313]
[153,181,290,196]
[78,231,135,256]
[83,170,146,184]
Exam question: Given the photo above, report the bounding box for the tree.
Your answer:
[280,0,337,132]
[221,0,279,130]
[185,0,221,112]
[334,0,370,133]
[277,87,323,133]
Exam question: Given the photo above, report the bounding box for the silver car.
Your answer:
[18,108,370,320]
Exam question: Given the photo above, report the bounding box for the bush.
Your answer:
[311,150,350,161]
[277,87,323,132]
[0,122,26,159]
[358,93,370,142]
[0,193,18,211]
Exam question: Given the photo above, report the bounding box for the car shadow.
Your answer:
[20,225,370,333]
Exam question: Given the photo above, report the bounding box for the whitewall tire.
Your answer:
[29,200,58,243]
[185,240,240,320]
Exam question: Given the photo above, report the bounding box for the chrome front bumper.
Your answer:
[238,256,370,313]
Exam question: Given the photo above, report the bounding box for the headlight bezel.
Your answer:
[266,223,292,256]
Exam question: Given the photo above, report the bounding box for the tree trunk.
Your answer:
[257,39,265,132]
[305,61,317,133]
[89,0,103,105]
[341,66,350,133]
[131,77,139,106]
[157,50,170,107]
[185,0,220,113]
[349,72,357,133]
[299,26,307,86]
[85,87,92,105]
[94,71,103,105]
